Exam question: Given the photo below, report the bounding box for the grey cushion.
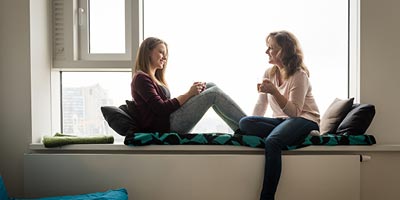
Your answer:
[320,98,354,134]
[101,105,138,136]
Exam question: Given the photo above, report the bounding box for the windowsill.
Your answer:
[29,143,400,154]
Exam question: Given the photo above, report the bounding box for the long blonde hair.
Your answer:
[267,31,310,79]
[133,37,168,86]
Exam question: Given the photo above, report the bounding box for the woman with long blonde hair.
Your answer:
[131,37,246,134]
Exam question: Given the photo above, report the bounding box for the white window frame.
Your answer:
[51,0,142,69]
[34,0,360,143]
[349,0,360,102]
[78,0,132,60]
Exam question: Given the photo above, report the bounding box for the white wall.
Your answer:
[1,0,400,198]
[358,1,400,199]
[0,0,32,197]
[360,0,400,145]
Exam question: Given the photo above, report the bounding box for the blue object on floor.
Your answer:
[1,176,128,200]
[1,176,9,200]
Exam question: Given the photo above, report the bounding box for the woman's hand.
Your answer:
[177,82,206,105]
[189,82,206,96]
[258,79,278,95]
[258,78,287,109]
[196,82,206,93]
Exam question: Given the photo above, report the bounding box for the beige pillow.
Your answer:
[320,98,354,134]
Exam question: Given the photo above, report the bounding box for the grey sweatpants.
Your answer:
[170,82,246,133]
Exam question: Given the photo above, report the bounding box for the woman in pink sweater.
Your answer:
[239,31,320,200]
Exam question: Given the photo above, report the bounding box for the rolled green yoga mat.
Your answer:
[42,133,114,148]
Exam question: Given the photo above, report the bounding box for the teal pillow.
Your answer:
[13,188,128,200]
[0,176,9,200]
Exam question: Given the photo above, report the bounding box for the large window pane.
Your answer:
[144,0,348,132]
[61,72,131,143]
[89,0,125,54]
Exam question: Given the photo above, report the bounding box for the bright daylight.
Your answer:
[63,0,348,137]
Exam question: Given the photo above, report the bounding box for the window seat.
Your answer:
[36,132,376,152]
[30,140,397,156]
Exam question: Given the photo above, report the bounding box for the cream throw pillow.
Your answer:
[320,98,354,134]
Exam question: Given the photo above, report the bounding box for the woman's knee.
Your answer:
[206,83,222,93]
[239,116,261,133]
[239,117,252,129]
[202,83,223,99]
[265,136,283,152]
[206,82,216,88]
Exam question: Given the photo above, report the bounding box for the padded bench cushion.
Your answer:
[124,132,376,150]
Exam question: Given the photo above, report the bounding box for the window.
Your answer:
[87,0,126,54]
[143,0,350,132]
[77,0,132,60]
[61,72,131,143]
[51,0,137,141]
[51,0,139,68]
[54,0,357,138]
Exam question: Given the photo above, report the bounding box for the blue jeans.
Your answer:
[239,116,319,200]
[170,82,246,134]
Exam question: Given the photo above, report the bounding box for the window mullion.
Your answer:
[78,0,89,60]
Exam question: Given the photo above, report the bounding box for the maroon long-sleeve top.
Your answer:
[131,72,180,133]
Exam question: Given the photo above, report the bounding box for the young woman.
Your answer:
[239,31,320,200]
[131,37,246,134]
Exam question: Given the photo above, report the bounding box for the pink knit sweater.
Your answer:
[253,68,320,125]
